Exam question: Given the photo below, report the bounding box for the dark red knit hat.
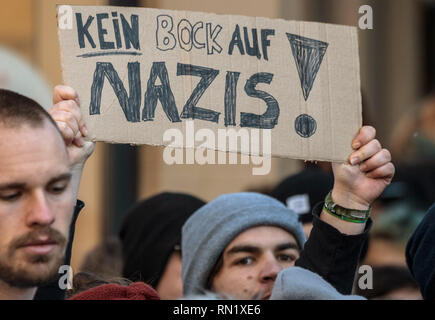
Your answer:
[69,282,160,300]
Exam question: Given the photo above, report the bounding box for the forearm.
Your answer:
[319,186,370,235]
[319,210,365,235]
[296,125,392,293]
[295,203,371,294]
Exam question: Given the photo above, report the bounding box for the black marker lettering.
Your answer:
[228,24,244,56]
[143,62,180,122]
[96,13,115,50]
[192,22,205,49]
[156,15,176,51]
[224,71,240,127]
[243,27,261,60]
[121,14,140,50]
[177,63,220,123]
[206,23,223,55]
[89,62,141,123]
[240,72,279,129]
[112,12,122,49]
[261,29,274,61]
[178,19,193,52]
[76,13,96,49]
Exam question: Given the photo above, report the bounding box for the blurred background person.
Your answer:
[406,203,435,300]
[362,187,427,267]
[390,91,435,164]
[67,273,160,300]
[79,237,123,280]
[270,167,333,238]
[119,192,205,299]
[0,46,52,109]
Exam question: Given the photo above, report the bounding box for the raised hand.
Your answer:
[49,85,95,168]
[331,126,394,210]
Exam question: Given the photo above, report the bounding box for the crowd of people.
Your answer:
[0,85,434,300]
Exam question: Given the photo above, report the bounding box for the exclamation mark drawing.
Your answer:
[286,33,328,138]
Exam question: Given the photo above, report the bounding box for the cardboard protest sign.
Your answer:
[57,5,362,162]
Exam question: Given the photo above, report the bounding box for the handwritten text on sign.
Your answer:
[58,6,362,162]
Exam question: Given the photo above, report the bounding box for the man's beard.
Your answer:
[0,227,67,288]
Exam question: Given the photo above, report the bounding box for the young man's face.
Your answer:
[211,226,300,299]
[0,121,74,289]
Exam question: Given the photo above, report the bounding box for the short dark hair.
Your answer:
[0,89,59,132]
[80,237,123,280]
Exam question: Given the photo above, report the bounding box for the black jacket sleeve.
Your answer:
[295,202,372,295]
[33,200,85,300]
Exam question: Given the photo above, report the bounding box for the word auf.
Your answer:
[228,25,275,61]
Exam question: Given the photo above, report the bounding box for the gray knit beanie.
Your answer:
[181,192,306,296]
